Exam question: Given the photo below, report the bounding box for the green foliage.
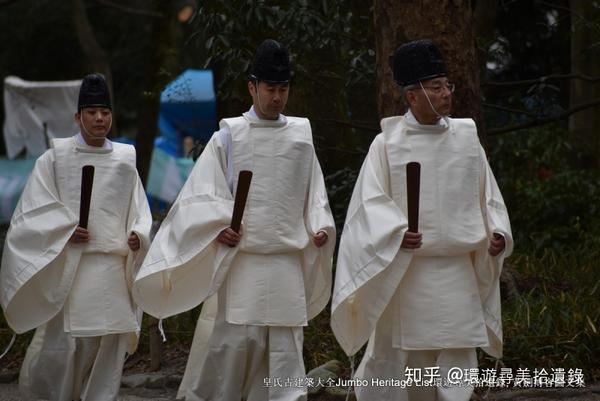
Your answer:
[185,1,378,174]
[488,125,600,252]
[510,170,600,251]
[483,124,600,380]
[189,0,374,99]
[489,246,600,382]
[325,167,359,231]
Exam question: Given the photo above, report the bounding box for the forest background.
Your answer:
[0,0,599,386]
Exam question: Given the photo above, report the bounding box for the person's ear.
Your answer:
[405,90,415,107]
[248,80,257,96]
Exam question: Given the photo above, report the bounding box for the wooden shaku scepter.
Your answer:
[79,165,95,229]
[230,170,253,234]
[406,162,420,233]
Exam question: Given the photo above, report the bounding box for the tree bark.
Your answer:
[373,0,484,142]
[134,3,180,370]
[135,3,179,186]
[569,0,600,168]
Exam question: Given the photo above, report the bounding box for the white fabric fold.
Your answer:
[133,135,237,319]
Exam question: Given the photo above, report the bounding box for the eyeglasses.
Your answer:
[420,82,455,94]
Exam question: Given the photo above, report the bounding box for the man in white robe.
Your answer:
[0,73,152,401]
[331,39,513,401]
[133,39,335,401]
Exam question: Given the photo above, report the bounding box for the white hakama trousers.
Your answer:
[354,312,477,401]
[182,287,307,401]
[19,310,129,401]
[19,253,136,401]
[354,254,485,400]
[355,339,477,401]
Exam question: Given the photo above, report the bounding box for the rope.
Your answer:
[158,319,167,343]
[0,333,16,360]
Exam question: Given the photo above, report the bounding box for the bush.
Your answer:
[488,125,600,252]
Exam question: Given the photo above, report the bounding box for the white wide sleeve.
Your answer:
[473,145,514,358]
[133,136,237,319]
[302,154,336,320]
[331,135,413,356]
[1,151,80,333]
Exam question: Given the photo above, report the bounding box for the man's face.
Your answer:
[407,77,453,124]
[248,81,289,120]
[76,107,112,139]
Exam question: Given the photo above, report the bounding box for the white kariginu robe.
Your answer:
[134,111,335,401]
[331,114,513,400]
[1,136,152,401]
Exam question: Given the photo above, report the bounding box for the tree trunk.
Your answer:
[134,3,180,370]
[71,0,117,133]
[373,0,484,143]
[569,0,600,169]
[135,3,180,186]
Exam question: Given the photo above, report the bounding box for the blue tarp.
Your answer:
[0,157,36,223]
[156,69,216,156]
[146,147,194,205]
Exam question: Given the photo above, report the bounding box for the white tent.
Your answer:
[3,76,81,159]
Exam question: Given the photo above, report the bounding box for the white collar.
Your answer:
[244,106,288,127]
[405,109,449,128]
[75,132,112,150]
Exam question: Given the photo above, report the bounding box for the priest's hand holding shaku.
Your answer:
[69,226,90,243]
[128,232,141,251]
[313,230,329,248]
[488,233,505,256]
[402,162,422,250]
[401,231,422,249]
[217,227,242,247]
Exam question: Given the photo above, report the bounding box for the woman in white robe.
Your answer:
[1,74,152,401]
